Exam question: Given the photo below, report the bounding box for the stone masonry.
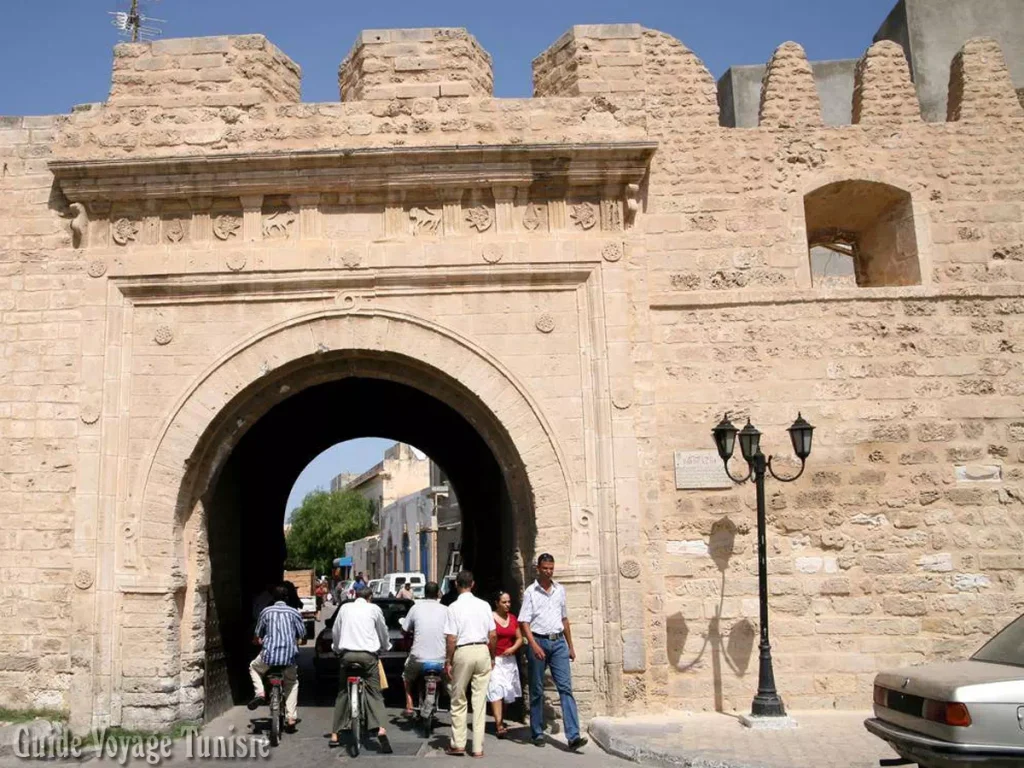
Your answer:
[0,14,1023,733]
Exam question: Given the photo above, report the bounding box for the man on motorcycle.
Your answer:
[247,584,307,731]
[329,586,393,754]
[399,581,448,715]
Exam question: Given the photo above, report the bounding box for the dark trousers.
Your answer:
[333,651,386,733]
[527,637,580,741]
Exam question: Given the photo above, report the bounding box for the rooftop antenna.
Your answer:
[110,0,165,42]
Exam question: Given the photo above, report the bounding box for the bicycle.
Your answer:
[264,665,288,747]
[344,660,370,757]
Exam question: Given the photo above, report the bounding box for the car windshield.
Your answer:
[972,613,1024,667]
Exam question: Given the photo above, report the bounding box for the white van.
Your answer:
[376,572,426,599]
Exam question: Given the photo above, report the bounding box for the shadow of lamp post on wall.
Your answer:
[712,412,814,720]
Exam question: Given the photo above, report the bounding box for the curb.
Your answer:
[588,718,767,768]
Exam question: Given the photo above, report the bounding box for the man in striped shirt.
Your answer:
[248,584,307,730]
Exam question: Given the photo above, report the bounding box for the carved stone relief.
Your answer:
[522,203,546,232]
[602,242,623,262]
[165,218,187,243]
[86,260,107,278]
[262,210,295,239]
[570,203,598,231]
[482,244,503,264]
[69,203,88,248]
[122,522,138,569]
[535,313,555,334]
[602,200,623,231]
[226,253,247,272]
[74,569,94,590]
[112,218,140,246]
[154,325,174,345]
[619,558,641,579]
[409,207,442,236]
[464,206,493,233]
[573,508,595,559]
[625,183,641,226]
[213,215,241,241]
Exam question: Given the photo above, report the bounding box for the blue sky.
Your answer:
[1,0,899,115]
[2,0,899,516]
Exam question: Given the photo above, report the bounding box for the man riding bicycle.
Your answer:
[399,581,448,715]
[248,584,307,731]
[329,586,393,754]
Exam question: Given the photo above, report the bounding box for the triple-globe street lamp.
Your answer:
[711,412,814,718]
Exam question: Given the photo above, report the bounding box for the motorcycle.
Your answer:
[414,661,447,738]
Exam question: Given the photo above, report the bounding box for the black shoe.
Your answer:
[377,734,393,755]
[246,696,266,711]
[568,736,588,751]
[532,736,545,747]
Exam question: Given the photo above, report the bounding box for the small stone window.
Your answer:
[804,180,920,287]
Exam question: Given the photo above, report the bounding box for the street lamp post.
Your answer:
[712,412,814,718]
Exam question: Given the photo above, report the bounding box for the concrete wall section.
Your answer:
[875,0,1024,121]
[718,60,857,127]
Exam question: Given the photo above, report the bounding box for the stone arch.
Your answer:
[131,307,573,555]
[117,307,583,724]
[799,171,933,288]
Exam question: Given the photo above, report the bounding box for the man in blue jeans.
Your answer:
[518,553,588,751]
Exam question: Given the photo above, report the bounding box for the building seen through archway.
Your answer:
[325,441,462,586]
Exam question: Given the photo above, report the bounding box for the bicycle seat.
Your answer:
[421,660,444,673]
[344,661,371,675]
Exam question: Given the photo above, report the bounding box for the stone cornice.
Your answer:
[50,142,656,204]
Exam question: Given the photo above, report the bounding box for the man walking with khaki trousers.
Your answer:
[443,570,496,757]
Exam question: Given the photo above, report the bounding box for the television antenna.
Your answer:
[110,0,165,42]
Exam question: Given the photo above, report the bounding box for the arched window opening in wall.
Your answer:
[402,531,411,572]
[804,180,921,287]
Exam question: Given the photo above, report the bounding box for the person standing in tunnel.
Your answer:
[518,553,588,751]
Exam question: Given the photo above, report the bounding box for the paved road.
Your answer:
[0,607,624,767]
[221,607,619,765]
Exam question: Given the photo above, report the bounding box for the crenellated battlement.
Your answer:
[82,24,1021,143]
[109,35,300,108]
[338,28,493,100]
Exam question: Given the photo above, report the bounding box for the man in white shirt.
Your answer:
[400,581,448,715]
[518,553,587,751]
[443,570,496,757]
[328,587,393,754]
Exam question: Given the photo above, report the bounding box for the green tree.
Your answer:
[285,490,374,576]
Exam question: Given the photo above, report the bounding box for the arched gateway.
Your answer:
[69,291,644,729]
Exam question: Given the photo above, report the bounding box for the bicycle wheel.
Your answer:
[269,685,281,747]
[347,679,360,757]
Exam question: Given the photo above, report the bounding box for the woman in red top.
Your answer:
[486,591,523,738]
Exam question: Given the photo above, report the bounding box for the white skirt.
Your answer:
[486,655,522,703]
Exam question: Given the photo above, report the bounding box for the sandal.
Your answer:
[444,746,466,756]
[471,752,485,758]
[401,709,414,717]
[495,725,508,739]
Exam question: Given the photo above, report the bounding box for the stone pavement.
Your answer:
[589,711,901,768]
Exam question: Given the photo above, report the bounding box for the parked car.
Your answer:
[313,597,415,688]
[865,612,1024,768]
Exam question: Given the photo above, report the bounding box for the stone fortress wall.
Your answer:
[0,11,1023,729]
